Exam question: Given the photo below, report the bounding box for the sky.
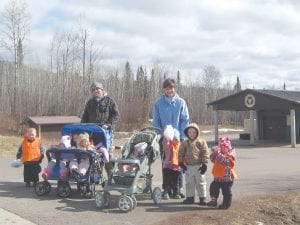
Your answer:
[1,0,300,90]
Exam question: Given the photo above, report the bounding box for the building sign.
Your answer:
[244,94,256,108]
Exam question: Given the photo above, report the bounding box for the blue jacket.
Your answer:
[152,93,190,140]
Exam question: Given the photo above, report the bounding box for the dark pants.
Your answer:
[209,180,233,199]
[23,162,41,183]
[162,168,179,195]
[178,168,184,190]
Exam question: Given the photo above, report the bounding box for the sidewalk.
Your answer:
[0,208,36,225]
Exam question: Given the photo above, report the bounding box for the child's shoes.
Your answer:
[183,197,194,204]
[207,200,217,207]
[199,197,207,206]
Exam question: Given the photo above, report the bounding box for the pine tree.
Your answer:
[234,76,241,92]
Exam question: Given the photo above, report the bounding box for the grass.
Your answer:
[0,135,58,157]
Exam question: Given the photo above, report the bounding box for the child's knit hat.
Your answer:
[60,135,71,148]
[219,137,232,150]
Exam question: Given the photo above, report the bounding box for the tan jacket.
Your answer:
[179,123,209,165]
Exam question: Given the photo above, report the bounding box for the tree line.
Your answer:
[0,0,245,131]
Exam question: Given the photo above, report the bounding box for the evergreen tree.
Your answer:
[234,76,241,92]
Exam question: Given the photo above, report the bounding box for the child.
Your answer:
[69,132,94,178]
[16,128,44,187]
[41,135,71,182]
[129,142,147,160]
[207,137,237,209]
[161,125,181,200]
[179,123,209,205]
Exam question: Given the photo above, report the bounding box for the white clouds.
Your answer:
[1,0,300,89]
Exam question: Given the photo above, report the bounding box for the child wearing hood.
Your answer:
[179,123,209,205]
[207,137,237,209]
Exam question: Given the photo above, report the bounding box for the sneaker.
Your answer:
[179,192,185,199]
[207,200,217,207]
[162,192,170,200]
[171,194,181,199]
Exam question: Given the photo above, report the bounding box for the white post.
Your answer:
[214,111,219,144]
[250,110,255,145]
[291,109,296,148]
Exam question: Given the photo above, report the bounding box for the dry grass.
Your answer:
[153,193,300,225]
[0,135,59,157]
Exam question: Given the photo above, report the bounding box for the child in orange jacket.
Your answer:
[207,137,237,209]
[16,128,44,187]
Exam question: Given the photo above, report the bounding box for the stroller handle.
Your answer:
[140,126,162,132]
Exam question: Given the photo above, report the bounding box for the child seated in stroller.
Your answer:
[69,132,94,178]
[42,135,71,182]
[70,132,109,179]
[117,142,148,175]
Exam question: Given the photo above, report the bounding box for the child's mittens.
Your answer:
[199,163,207,175]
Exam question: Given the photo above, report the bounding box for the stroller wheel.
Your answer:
[152,187,162,204]
[57,181,71,198]
[35,181,50,196]
[95,192,104,208]
[118,195,133,213]
[44,181,51,195]
[103,191,110,207]
[131,195,137,209]
[95,191,110,208]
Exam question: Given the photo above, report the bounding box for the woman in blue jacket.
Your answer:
[152,78,190,199]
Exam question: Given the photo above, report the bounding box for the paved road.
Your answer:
[1,135,300,225]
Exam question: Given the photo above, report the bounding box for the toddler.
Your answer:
[69,132,94,178]
[207,137,237,209]
[179,123,209,205]
[16,128,44,187]
[42,135,71,182]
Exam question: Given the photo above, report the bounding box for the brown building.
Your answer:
[24,116,81,138]
[208,89,300,147]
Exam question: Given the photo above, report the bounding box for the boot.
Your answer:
[207,197,217,207]
[218,195,232,209]
[199,197,207,206]
[183,197,194,204]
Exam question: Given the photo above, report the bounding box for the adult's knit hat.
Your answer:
[90,82,103,92]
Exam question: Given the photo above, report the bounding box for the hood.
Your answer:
[184,123,200,140]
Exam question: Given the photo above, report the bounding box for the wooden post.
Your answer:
[38,125,41,138]
[214,111,219,144]
[291,109,296,148]
[250,110,255,145]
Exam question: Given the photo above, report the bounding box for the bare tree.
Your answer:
[201,65,222,124]
[0,0,30,114]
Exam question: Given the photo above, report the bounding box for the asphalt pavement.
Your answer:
[1,135,300,225]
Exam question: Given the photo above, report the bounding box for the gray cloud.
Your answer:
[1,0,300,90]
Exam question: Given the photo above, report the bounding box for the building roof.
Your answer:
[208,89,300,106]
[253,89,300,103]
[27,116,81,125]
[207,89,300,111]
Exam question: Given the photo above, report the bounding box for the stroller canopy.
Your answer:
[62,123,111,149]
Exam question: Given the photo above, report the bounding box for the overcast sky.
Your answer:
[1,0,300,90]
